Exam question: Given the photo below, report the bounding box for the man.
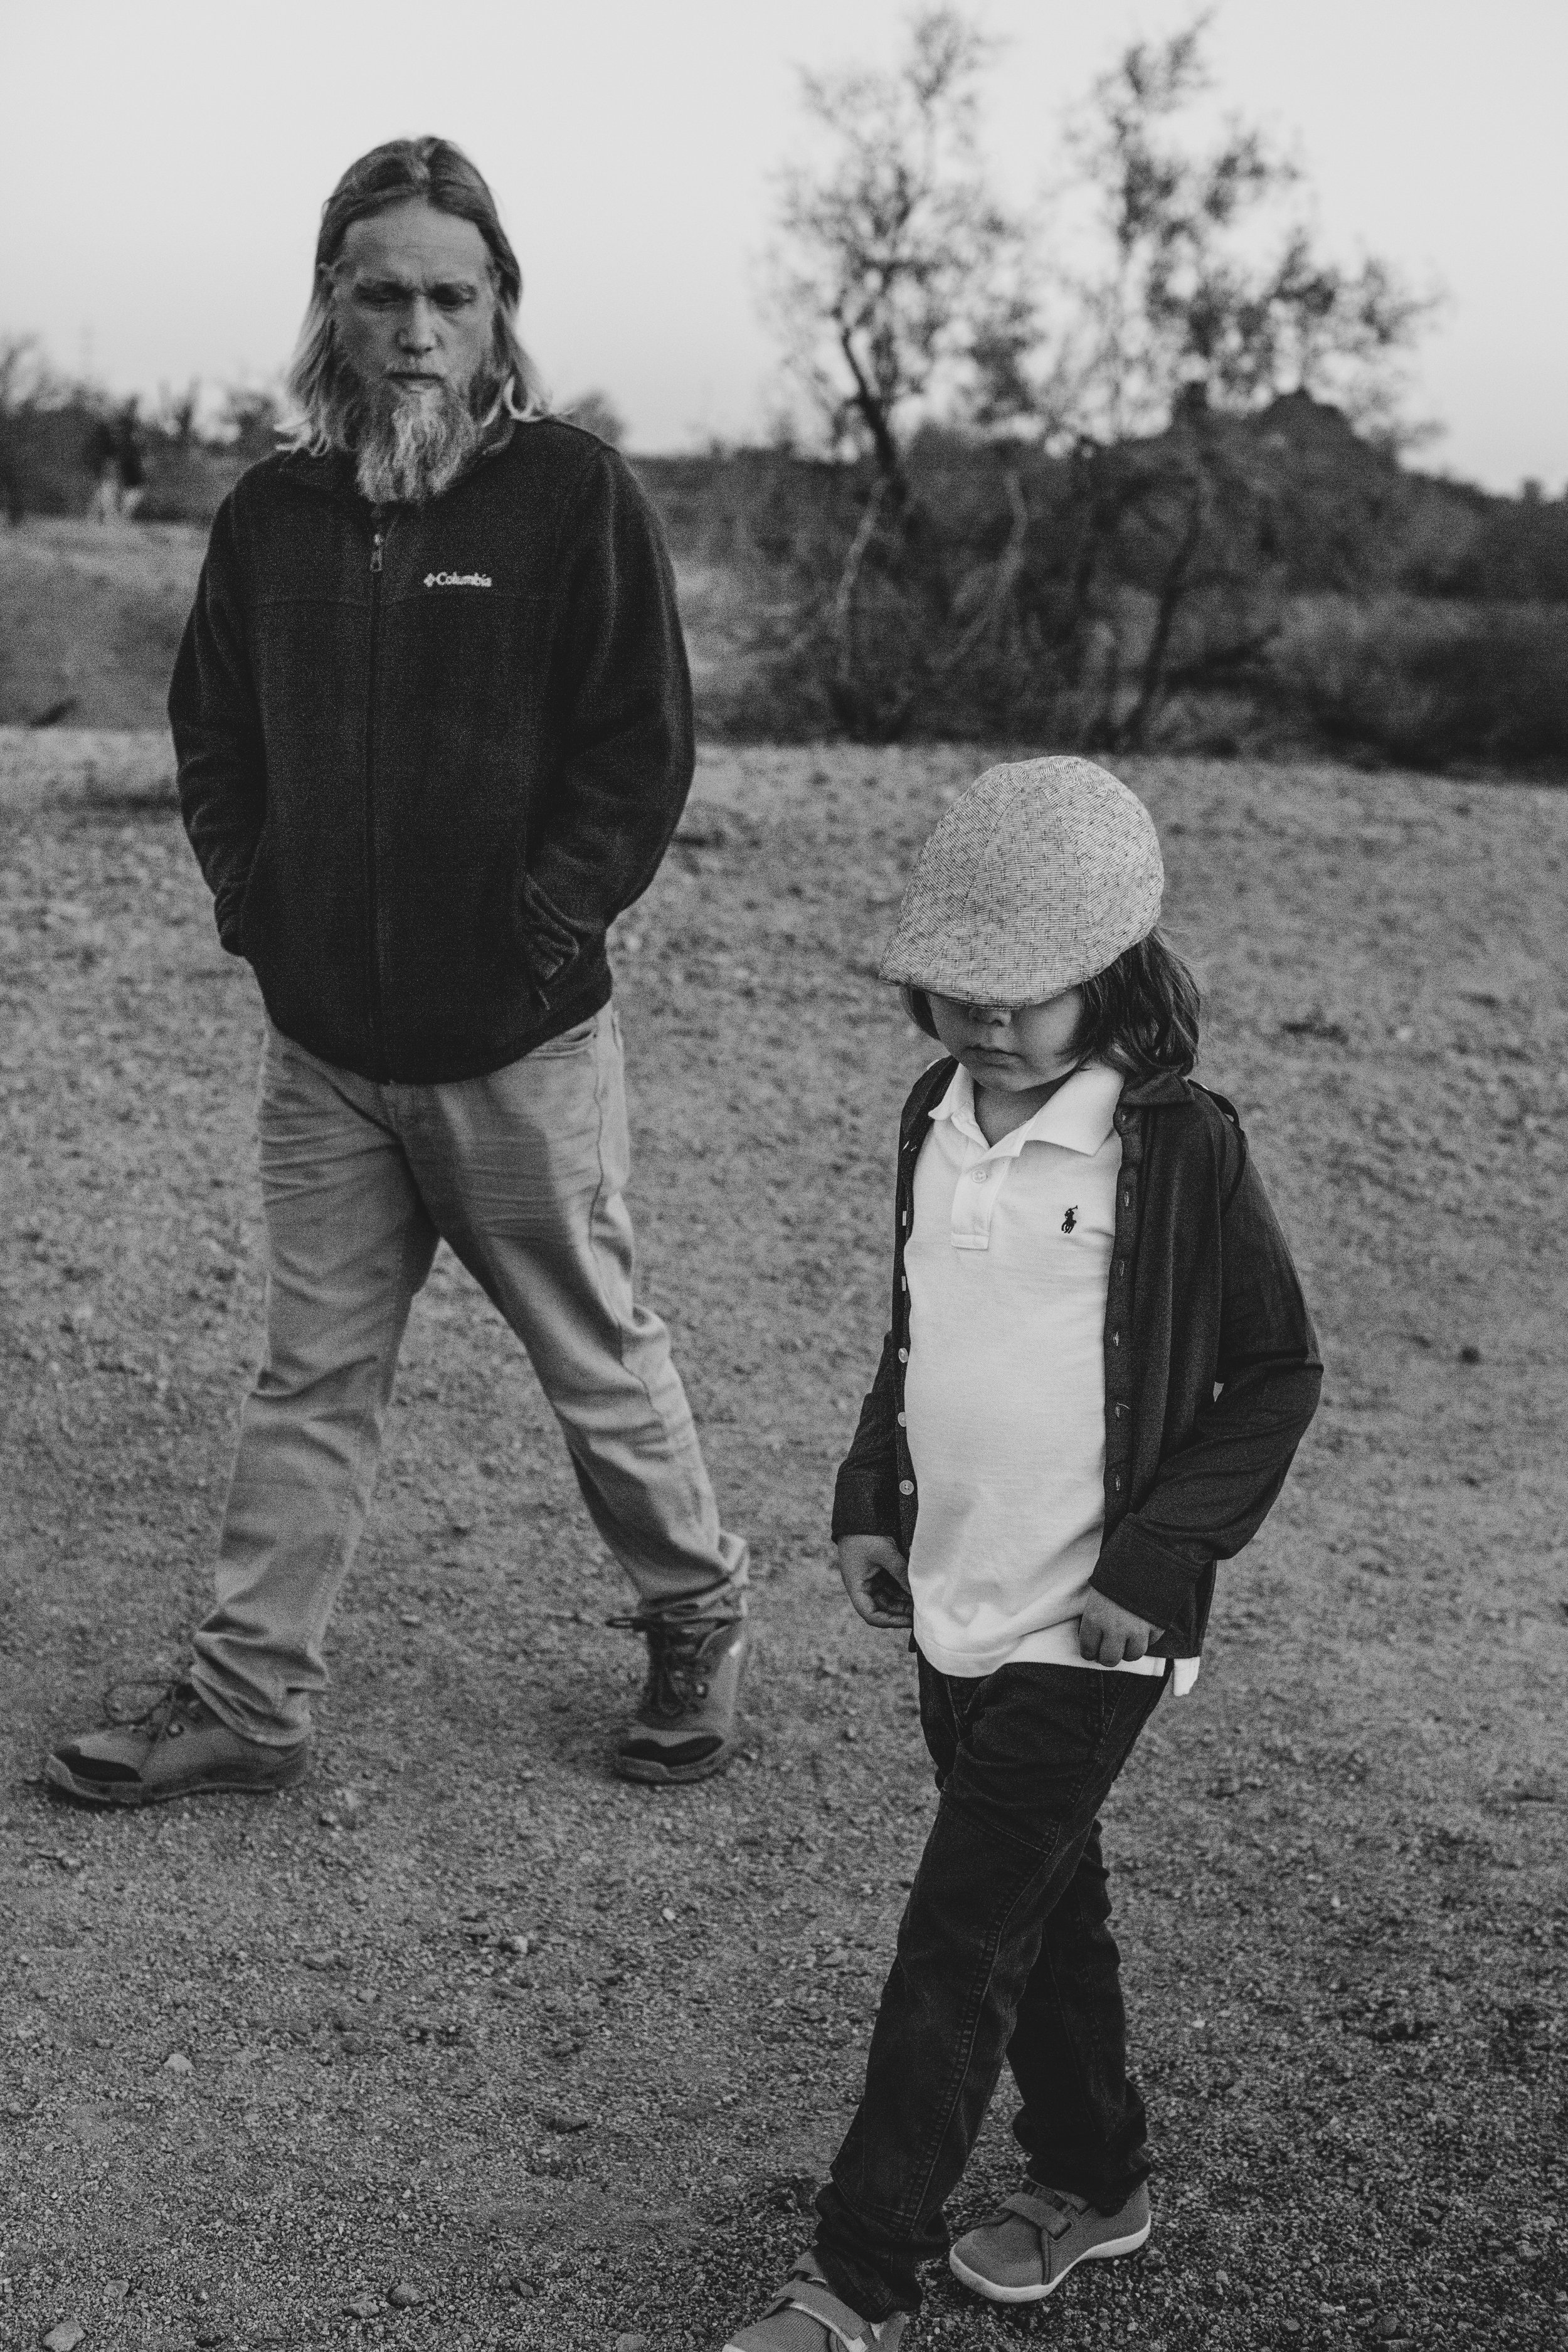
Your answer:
[46,137,748,1805]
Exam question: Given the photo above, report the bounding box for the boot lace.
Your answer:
[100,1677,208,1737]
[606,1609,729,1717]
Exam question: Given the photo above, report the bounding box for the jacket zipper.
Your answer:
[364,516,389,1073]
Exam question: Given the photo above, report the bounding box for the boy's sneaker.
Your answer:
[948,2179,1150,2304]
[44,1680,310,1808]
[724,2255,908,2351]
[610,1605,748,1784]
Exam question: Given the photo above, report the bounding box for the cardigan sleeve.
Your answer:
[1090,1142,1323,1628]
[830,1325,906,1542]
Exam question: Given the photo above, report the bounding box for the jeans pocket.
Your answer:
[527,1015,598,1059]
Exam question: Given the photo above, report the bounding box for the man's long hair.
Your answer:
[282,137,544,454]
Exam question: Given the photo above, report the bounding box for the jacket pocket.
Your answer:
[515,869,581,989]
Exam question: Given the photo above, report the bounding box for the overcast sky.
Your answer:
[3,0,1563,491]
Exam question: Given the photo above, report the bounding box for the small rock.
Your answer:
[387,2282,422,2310]
[660,1905,677,1923]
[617,2335,649,2352]
[162,2051,193,2075]
[102,2281,130,2304]
[42,2324,87,2352]
[344,2294,381,2320]
[546,2109,591,2133]
[1458,1342,1482,1365]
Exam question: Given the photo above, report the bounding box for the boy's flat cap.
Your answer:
[879,756,1164,1006]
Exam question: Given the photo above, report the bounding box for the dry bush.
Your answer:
[1272,595,1568,769]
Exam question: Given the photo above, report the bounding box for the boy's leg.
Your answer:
[401,1007,747,1612]
[190,1025,438,1742]
[1004,1817,1150,2206]
[813,1660,1163,2320]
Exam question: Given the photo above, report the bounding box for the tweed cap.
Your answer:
[879,756,1163,1006]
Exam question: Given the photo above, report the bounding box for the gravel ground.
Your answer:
[1,734,1565,2352]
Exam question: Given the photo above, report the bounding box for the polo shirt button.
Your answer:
[898,1479,914,1496]
[896,1411,906,1427]
[898,1347,909,1362]
[1111,1330,1121,1347]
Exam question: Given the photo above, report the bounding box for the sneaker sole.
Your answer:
[612,1735,739,1787]
[42,1748,311,1808]
[948,2217,1151,2304]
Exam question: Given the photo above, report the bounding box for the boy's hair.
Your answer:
[902,926,1200,1079]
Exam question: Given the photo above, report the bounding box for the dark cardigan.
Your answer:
[831,1057,1323,1658]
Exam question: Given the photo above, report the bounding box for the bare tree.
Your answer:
[760,9,1438,744]
[765,6,1035,504]
[1047,20,1434,444]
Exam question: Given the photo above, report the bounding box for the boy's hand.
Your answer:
[1079,1589,1160,1665]
[835,1535,913,1630]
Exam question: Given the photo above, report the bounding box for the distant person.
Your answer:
[84,415,120,522]
[83,405,146,521]
[725,761,1321,2351]
[116,405,146,518]
[46,136,748,1808]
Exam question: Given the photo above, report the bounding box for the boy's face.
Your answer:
[927,989,1086,1093]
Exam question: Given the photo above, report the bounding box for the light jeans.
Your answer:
[191,1007,746,1743]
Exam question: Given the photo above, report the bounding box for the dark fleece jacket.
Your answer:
[832,1058,1323,1660]
[169,419,694,1084]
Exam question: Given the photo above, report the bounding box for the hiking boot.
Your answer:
[609,1604,748,1784]
[723,2255,908,2351]
[45,1680,310,1808]
[948,2178,1150,2304]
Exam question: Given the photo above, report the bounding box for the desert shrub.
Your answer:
[1271,595,1568,768]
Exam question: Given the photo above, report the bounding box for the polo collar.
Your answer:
[930,1058,1125,1159]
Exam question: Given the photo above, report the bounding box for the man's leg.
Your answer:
[189,1024,438,1742]
[398,1005,747,1777]
[812,1663,1163,2320]
[402,1006,745,1608]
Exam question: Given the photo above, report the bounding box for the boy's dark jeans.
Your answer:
[815,1654,1166,2320]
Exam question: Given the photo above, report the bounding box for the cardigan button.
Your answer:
[898,1479,914,1496]
[898,1347,908,1363]
[896,1411,906,1427]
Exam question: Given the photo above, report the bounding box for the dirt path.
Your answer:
[1,737,1564,2352]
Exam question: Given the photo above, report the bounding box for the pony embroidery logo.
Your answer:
[1061,1205,1078,1234]
[423,569,493,588]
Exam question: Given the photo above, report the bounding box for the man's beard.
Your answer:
[350,372,495,506]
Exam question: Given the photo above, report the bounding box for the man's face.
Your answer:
[330,201,497,407]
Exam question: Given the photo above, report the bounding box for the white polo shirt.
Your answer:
[904,1057,1197,1693]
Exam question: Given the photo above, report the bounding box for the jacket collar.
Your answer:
[1118,1069,1195,1108]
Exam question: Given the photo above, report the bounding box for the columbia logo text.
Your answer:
[423,571,494,589]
